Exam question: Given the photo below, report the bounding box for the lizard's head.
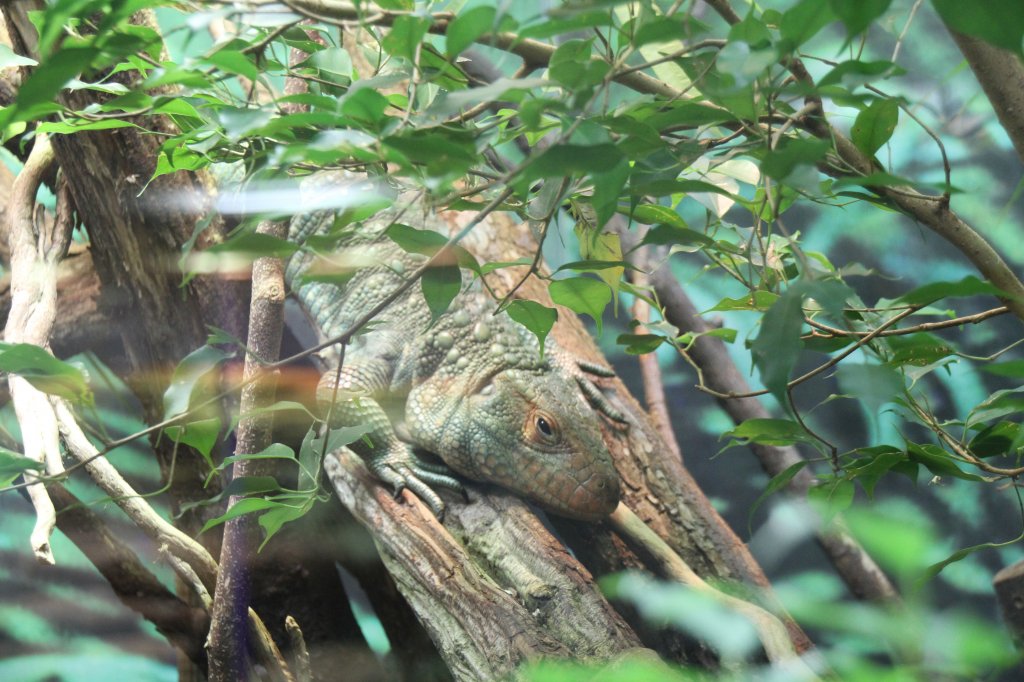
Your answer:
[408,368,620,521]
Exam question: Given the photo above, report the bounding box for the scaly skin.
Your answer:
[288,174,624,520]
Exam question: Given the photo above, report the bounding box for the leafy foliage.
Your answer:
[3,0,1024,678]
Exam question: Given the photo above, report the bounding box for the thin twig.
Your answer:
[696,306,918,400]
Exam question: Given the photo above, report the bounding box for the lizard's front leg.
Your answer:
[317,358,463,518]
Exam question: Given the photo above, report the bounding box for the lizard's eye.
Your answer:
[537,416,553,436]
[526,411,559,445]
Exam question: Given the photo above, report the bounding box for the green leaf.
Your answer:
[725,418,819,447]
[549,39,609,90]
[808,477,855,522]
[163,345,234,419]
[574,228,625,304]
[0,447,44,487]
[238,400,317,423]
[142,63,211,89]
[590,158,631,229]
[207,232,300,258]
[896,276,1008,306]
[616,333,664,355]
[203,49,260,81]
[384,130,478,177]
[708,291,779,312]
[835,363,904,424]
[751,286,806,405]
[340,87,390,127]
[421,263,462,323]
[446,5,496,58]
[304,425,375,490]
[0,44,37,68]
[36,118,138,134]
[526,144,626,179]
[968,421,1022,458]
[217,106,273,141]
[926,539,1022,579]
[640,224,716,252]
[520,11,611,40]
[0,46,98,129]
[258,501,314,550]
[385,223,448,254]
[0,342,91,402]
[749,461,808,525]
[549,277,611,335]
[200,497,284,534]
[629,204,687,229]
[163,417,221,466]
[381,15,431,61]
[780,0,836,50]
[760,138,831,180]
[848,446,905,498]
[829,0,892,37]
[851,99,899,155]
[223,475,283,497]
[967,387,1024,426]
[306,46,353,79]
[887,333,956,367]
[818,59,903,88]
[982,360,1024,378]
[506,300,557,356]
[932,0,1024,54]
[906,442,985,481]
[728,11,773,47]
[218,442,296,472]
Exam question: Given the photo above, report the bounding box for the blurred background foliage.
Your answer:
[2,0,1024,679]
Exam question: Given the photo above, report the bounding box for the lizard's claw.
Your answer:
[368,451,464,520]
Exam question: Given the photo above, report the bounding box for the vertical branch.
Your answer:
[945,29,1024,166]
[647,264,898,602]
[631,267,685,462]
[3,134,65,564]
[208,220,289,681]
[995,558,1024,651]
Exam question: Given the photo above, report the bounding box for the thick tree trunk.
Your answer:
[2,6,391,678]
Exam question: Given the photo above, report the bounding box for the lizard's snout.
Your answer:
[554,464,620,522]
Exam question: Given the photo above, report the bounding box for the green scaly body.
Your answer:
[287,173,623,520]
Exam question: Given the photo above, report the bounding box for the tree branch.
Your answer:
[646,260,899,602]
[609,503,817,675]
[946,29,1024,167]
[325,450,647,679]
[48,483,210,670]
[3,133,64,564]
[208,220,290,681]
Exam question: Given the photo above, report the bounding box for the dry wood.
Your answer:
[3,134,63,564]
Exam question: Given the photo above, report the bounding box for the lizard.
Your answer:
[286,172,625,521]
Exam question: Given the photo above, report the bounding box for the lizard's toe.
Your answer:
[369,458,449,519]
[398,468,448,519]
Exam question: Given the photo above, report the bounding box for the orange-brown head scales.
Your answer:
[406,367,620,521]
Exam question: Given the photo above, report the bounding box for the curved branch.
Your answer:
[3,134,62,564]
[609,503,817,674]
